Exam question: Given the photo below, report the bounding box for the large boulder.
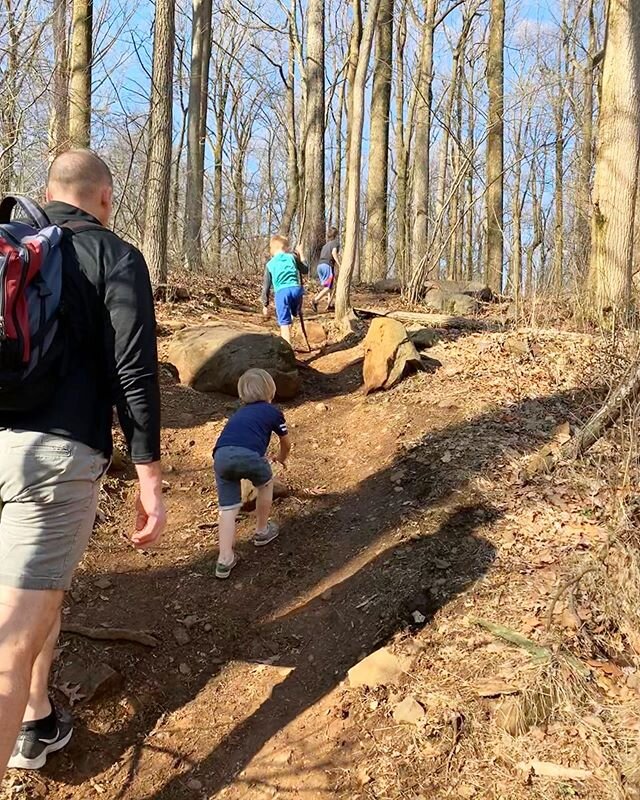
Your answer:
[167,323,301,399]
[423,279,491,314]
[363,318,423,394]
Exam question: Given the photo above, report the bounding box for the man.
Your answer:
[312,226,341,313]
[0,150,166,776]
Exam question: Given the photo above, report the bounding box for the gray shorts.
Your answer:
[214,446,273,510]
[0,430,108,591]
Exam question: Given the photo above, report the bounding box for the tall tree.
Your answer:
[300,0,326,266]
[68,0,92,148]
[142,0,175,288]
[362,0,394,283]
[410,0,438,276]
[589,0,640,318]
[485,0,505,292]
[395,0,409,283]
[335,0,383,321]
[280,0,300,237]
[49,0,69,157]
[182,0,213,272]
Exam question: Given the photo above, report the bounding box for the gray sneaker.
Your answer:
[254,521,279,547]
[215,555,238,579]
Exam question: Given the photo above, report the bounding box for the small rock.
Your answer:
[187,778,203,791]
[412,610,426,625]
[315,402,329,412]
[178,662,191,676]
[94,577,112,590]
[392,696,426,725]
[173,626,191,646]
[348,647,406,688]
[441,451,452,463]
[58,658,122,703]
[183,615,198,629]
[204,623,213,633]
[408,327,439,350]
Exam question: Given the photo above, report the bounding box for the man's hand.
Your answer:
[133,462,167,548]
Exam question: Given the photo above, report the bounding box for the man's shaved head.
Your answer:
[48,149,113,196]
[47,149,114,225]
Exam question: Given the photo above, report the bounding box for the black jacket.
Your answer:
[0,202,161,463]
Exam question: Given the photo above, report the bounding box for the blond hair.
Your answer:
[238,368,277,404]
[270,234,289,251]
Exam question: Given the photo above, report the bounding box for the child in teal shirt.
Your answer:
[261,235,308,348]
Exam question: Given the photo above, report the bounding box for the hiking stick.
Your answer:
[298,307,311,352]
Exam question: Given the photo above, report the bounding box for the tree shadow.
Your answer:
[43,381,604,797]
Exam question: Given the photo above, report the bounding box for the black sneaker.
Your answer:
[8,706,73,770]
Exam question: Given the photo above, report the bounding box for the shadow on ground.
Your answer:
[44,382,603,798]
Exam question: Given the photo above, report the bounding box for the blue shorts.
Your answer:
[317,263,334,288]
[214,446,273,510]
[275,286,304,326]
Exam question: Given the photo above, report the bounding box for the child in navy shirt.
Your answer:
[212,368,291,579]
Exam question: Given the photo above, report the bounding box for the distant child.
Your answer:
[212,368,291,579]
[262,235,308,347]
[312,227,341,312]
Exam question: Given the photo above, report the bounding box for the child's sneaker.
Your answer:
[215,555,238,579]
[254,522,279,547]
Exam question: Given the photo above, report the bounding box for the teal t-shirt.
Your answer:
[267,252,301,293]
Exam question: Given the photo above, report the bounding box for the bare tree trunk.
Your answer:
[395,1,408,284]
[280,1,300,237]
[300,0,326,266]
[576,0,597,277]
[589,0,640,318]
[410,0,437,275]
[464,54,476,281]
[171,37,188,243]
[183,0,213,271]
[69,0,92,148]
[330,81,345,232]
[362,0,393,283]
[142,0,175,288]
[49,0,69,156]
[485,0,505,292]
[335,0,383,321]
[509,118,524,298]
[343,0,362,226]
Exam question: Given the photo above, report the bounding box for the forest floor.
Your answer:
[2,283,638,800]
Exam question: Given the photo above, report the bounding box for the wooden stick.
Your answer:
[470,618,551,660]
[61,623,160,647]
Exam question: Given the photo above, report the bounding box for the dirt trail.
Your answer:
[3,300,605,800]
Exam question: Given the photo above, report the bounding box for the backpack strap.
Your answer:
[0,195,50,228]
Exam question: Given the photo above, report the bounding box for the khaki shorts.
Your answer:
[0,430,108,591]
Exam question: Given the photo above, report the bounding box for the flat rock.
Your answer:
[348,647,406,688]
[167,322,301,399]
[58,657,122,703]
[392,696,426,725]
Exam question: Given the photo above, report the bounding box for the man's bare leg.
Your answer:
[0,587,63,779]
[24,610,61,722]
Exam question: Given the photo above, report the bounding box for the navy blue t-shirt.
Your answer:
[214,402,288,456]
